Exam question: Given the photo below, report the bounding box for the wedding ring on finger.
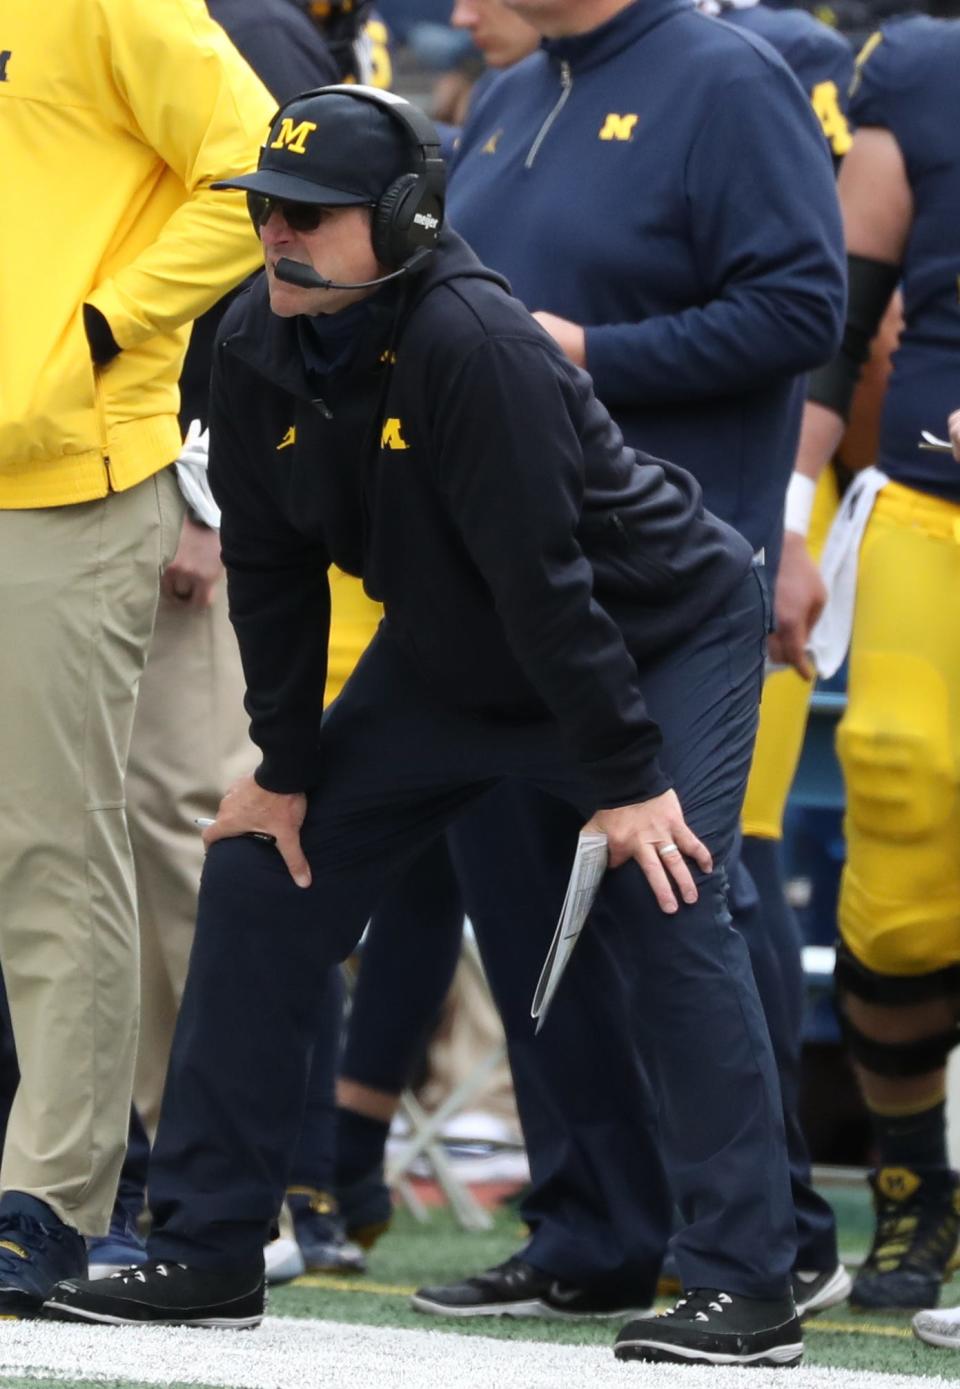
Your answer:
[657,842,680,858]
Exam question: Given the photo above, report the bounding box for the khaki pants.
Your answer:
[0,470,182,1234]
[128,586,254,1139]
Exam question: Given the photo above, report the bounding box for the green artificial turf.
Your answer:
[268,1182,960,1379]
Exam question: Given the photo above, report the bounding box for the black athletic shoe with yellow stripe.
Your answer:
[850,1166,960,1310]
[0,1194,87,1318]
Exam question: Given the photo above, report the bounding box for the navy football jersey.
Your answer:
[718,1,854,164]
[850,17,960,502]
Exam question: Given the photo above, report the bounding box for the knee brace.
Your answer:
[836,943,960,1005]
[834,944,960,1077]
[839,1018,959,1078]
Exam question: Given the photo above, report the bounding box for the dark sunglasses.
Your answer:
[246,192,329,233]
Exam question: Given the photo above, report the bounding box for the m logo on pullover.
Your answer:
[599,113,638,141]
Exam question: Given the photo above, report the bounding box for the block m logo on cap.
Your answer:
[269,118,318,156]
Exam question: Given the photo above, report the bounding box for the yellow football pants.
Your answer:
[325,569,383,706]
[741,469,840,840]
[838,481,960,978]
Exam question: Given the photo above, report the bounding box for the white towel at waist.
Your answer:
[174,418,221,529]
[808,465,889,679]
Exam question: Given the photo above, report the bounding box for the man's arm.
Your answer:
[431,332,715,910]
[432,335,669,809]
[161,515,225,610]
[770,125,912,673]
[83,0,275,350]
[950,409,960,462]
[208,349,332,797]
[566,66,846,404]
[202,347,330,886]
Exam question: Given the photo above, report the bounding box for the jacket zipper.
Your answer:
[92,369,114,489]
[525,60,572,169]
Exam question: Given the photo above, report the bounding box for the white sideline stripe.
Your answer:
[0,1316,951,1389]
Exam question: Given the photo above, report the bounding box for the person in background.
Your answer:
[327,4,537,1243]
[331,0,854,1313]
[87,0,374,1284]
[377,0,849,1325]
[0,0,273,1317]
[430,0,538,154]
[770,6,960,1312]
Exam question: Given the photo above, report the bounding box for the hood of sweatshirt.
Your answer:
[220,227,509,401]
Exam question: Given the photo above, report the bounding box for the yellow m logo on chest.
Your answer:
[269,118,318,155]
[381,418,409,450]
[599,113,638,141]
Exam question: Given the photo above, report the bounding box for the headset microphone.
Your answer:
[273,254,426,292]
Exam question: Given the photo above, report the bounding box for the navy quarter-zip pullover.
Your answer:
[448,0,846,563]
[208,233,754,809]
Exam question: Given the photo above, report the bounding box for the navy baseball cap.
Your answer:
[213,88,413,206]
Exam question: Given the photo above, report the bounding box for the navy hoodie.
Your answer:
[448,0,846,567]
[209,233,755,809]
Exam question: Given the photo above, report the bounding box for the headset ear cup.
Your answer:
[373,174,420,268]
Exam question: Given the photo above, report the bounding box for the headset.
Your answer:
[266,85,445,290]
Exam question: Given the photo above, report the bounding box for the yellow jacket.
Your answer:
[0,0,274,507]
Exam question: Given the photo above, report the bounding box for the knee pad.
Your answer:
[836,942,960,1004]
[838,651,960,974]
[838,1017,959,1078]
[837,652,955,844]
[834,944,960,1076]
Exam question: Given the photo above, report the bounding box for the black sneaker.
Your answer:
[850,1166,960,1310]
[614,1289,803,1367]
[43,1260,265,1327]
[335,1168,392,1250]
[412,1256,651,1320]
[287,1187,366,1274]
[791,1263,852,1317]
[0,1197,87,1318]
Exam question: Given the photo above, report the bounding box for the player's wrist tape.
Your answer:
[784,472,816,537]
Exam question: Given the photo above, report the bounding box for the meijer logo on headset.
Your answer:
[413,211,439,231]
